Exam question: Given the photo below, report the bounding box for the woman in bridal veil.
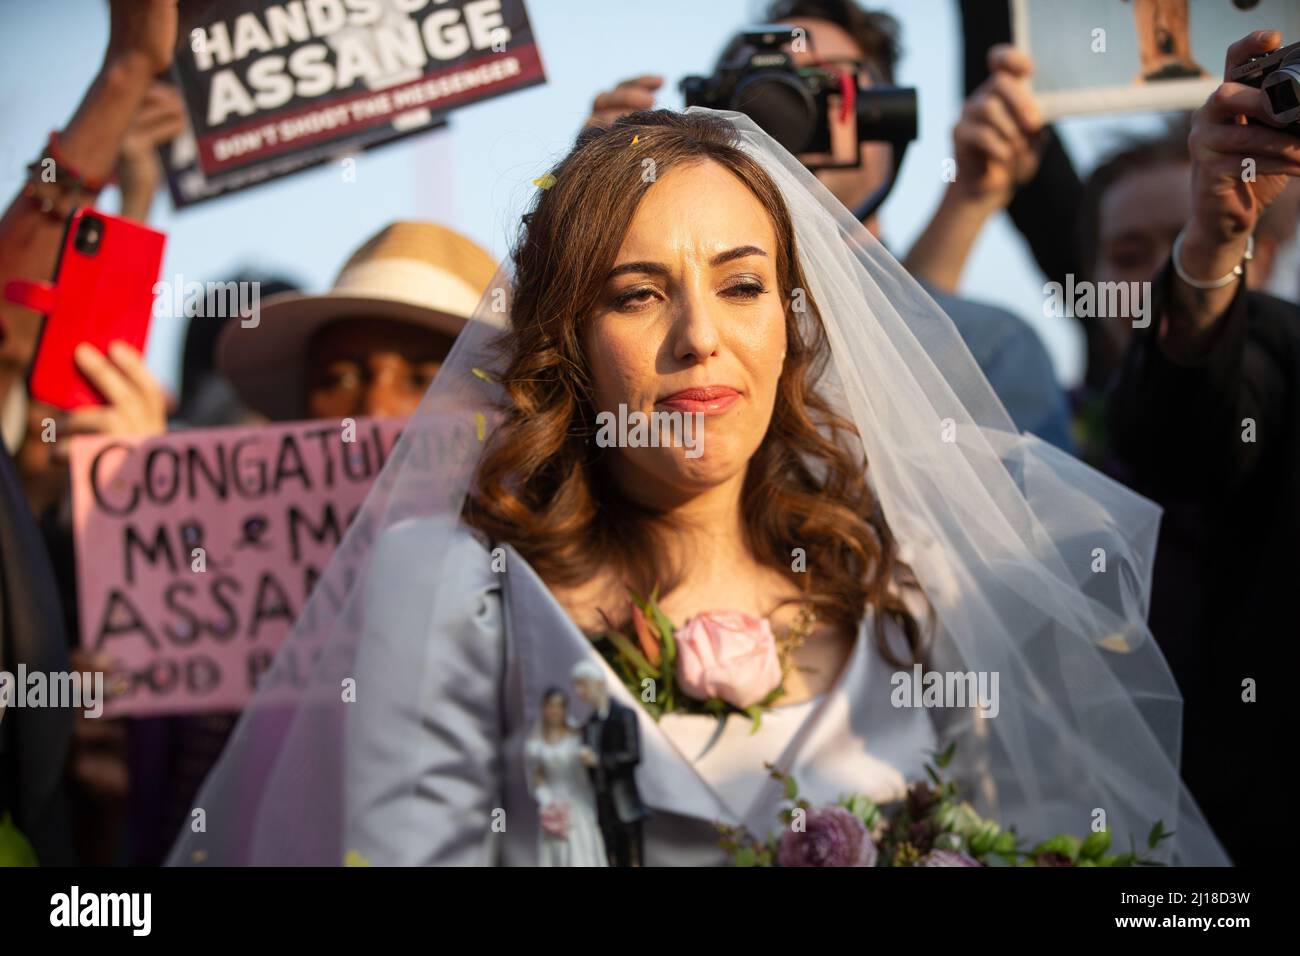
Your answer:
[168,108,1229,867]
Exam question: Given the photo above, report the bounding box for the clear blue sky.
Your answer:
[2,0,1177,395]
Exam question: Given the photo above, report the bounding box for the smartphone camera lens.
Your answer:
[75,215,104,256]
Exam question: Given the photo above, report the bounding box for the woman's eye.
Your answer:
[320,366,362,390]
[614,287,658,310]
[722,280,766,299]
[409,366,439,390]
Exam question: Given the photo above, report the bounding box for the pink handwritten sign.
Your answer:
[69,416,405,717]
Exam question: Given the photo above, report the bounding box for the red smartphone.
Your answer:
[4,206,166,409]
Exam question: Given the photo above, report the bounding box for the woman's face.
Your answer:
[584,160,788,505]
[305,318,451,421]
[1095,160,1190,361]
[543,693,567,728]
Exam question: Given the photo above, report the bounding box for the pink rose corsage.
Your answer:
[675,610,783,710]
[591,586,813,729]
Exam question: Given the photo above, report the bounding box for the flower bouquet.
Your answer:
[717,744,1172,867]
[538,800,572,839]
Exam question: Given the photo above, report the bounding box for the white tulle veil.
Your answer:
[166,108,1229,867]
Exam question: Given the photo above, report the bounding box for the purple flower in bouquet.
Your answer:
[918,849,983,867]
[778,806,878,867]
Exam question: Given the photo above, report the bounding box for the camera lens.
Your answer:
[75,214,104,256]
[732,74,817,154]
[1262,66,1300,123]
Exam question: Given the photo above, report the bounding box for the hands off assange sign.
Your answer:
[174,0,546,176]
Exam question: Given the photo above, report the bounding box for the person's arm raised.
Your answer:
[1162,30,1300,363]
[903,45,1044,293]
[115,82,187,223]
[0,0,177,397]
[1108,31,1300,495]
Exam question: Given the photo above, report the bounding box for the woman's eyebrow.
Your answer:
[607,260,669,279]
[606,245,768,280]
[710,244,768,266]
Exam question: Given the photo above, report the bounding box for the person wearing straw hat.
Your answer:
[216,221,500,422]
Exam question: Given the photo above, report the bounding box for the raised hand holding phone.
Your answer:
[5,207,166,411]
[60,340,168,444]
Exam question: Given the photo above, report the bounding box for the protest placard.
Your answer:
[158,95,447,208]
[171,0,545,181]
[69,416,411,717]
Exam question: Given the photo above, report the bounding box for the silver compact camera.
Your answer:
[1229,40,1300,129]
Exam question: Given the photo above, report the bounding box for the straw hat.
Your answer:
[217,221,501,421]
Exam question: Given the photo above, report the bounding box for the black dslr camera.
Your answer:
[681,24,917,220]
[1228,40,1300,129]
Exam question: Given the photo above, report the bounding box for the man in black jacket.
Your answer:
[571,661,649,867]
[1108,29,1298,867]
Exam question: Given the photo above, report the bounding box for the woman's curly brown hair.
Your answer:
[464,109,925,666]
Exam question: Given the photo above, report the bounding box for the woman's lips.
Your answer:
[655,386,740,415]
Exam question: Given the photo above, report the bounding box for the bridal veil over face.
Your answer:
[167,109,1229,867]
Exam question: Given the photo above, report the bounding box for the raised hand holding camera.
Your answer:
[1169,30,1300,352]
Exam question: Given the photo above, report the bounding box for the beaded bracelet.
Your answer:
[19,130,112,221]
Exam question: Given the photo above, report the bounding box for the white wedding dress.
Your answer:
[523,731,608,867]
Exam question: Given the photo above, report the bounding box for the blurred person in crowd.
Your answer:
[1072,121,1297,467]
[1107,29,1300,867]
[216,221,498,423]
[104,221,499,865]
[1080,121,1297,394]
[1078,119,1194,394]
[584,0,1075,453]
[908,102,1297,469]
[0,0,178,429]
[2,0,179,568]
[116,277,295,866]
[948,0,1298,332]
[0,1,302,869]
[16,343,167,870]
[172,274,301,429]
[0,396,76,866]
[0,0,179,866]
